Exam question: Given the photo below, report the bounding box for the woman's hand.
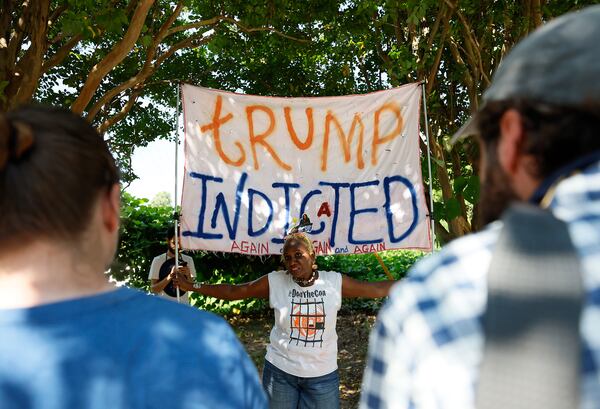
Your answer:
[177,265,192,280]
[174,269,194,291]
[167,267,177,282]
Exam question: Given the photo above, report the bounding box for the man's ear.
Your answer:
[497,109,525,176]
[102,184,121,233]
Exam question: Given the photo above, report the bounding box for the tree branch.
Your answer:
[71,0,154,114]
[94,0,185,111]
[426,5,453,94]
[448,36,477,109]
[434,219,452,244]
[84,4,305,120]
[124,0,138,17]
[97,88,142,134]
[444,0,491,87]
[156,32,214,66]
[60,1,307,127]
[220,16,310,43]
[426,3,447,50]
[532,0,543,28]
[48,4,68,26]
[42,34,83,73]
[155,1,184,43]
[93,30,213,130]
[373,18,399,86]
[167,15,309,43]
[87,26,213,122]
[6,3,28,72]
[0,0,14,41]
[0,1,14,80]
[165,15,222,36]
[12,0,51,107]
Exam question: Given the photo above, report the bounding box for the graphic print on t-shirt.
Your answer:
[289,297,326,347]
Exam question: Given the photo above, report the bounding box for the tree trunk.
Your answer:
[12,0,50,108]
[0,0,50,111]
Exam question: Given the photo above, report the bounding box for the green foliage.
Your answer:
[149,191,172,207]
[114,193,425,315]
[9,0,598,245]
[188,252,280,315]
[113,192,281,311]
[111,192,174,289]
[190,250,424,315]
[459,175,480,205]
[318,251,422,282]
[445,198,462,221]
[318,250,425,313]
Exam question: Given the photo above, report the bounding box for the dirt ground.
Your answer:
[228,311,377,409]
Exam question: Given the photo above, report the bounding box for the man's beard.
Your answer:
[479,163,519,227]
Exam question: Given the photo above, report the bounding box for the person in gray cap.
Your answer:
[360,5,600,409]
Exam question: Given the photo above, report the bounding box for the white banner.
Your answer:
[180,83,431,255]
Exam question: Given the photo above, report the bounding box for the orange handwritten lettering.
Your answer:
[321,111,365,171]
[200,95,245,167]
[246,105,292,171]
[284,107,314,150]
[372,102,403,166]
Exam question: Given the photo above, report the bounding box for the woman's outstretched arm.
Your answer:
[175,273,270,300]
[341,275,396,298]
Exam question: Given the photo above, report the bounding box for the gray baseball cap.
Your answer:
[452,5,600,142]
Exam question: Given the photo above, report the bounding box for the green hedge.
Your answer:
[318,251,424,313]
[112,193,425,315]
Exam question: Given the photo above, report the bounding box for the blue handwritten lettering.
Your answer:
[318,181,350,247]
[210,172,247,240]
[271,182,300,244]
[348,180,383,245]
[383,175,418,243]
[183,172,224,239]
[248,188,273,236]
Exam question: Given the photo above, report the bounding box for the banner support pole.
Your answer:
[174,83,181,303]
[421,82,436,251]
[374,252,395,281]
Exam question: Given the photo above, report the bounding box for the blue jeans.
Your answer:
[262,360,340,409]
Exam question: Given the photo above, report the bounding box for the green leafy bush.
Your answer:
[113,193,425,315]
[111,192,174,290]
[318,251,425,313]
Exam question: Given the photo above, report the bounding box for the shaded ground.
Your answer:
[228,311,377,408]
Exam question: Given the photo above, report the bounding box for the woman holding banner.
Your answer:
[175,230,395,408]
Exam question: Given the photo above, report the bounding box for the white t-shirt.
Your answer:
[265,270,342,377]
[148,252,196,304]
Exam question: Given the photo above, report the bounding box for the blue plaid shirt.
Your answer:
[360,161,600,409]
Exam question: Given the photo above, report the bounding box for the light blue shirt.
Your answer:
[360,161,600,409]
[0,287,267,409]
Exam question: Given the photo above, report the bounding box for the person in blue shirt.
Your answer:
[0,105,267,409]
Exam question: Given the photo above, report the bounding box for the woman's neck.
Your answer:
[293,270,318,287]
[0,240,114,309]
